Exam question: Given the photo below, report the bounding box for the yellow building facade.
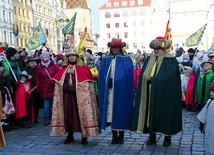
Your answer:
[12,0,32,49]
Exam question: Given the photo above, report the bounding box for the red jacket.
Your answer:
[35,61,59,98]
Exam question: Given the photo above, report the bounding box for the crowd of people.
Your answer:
[0,37,213,154]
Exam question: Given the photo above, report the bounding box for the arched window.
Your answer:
[123,11,129,17]
[114,11,120,17]
[139,9,146,16]
[131,10,137,17]
[105,12,111,18]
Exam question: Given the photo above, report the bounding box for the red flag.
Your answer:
[164,20,173,51]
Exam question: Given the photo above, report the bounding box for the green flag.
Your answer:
[62,12,77,35]
[26,23,47,50]
[186,23,207,47]
[208,42,214,50]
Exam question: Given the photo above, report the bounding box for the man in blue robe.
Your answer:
[98,38,134,144]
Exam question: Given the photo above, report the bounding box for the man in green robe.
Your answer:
[131,36,182,147]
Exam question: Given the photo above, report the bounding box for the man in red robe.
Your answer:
[50,51,100,145]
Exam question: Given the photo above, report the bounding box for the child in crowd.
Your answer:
[181,68,192,110]
[14,71,34,128]
[194,61,214,111]
[197,84,214,154]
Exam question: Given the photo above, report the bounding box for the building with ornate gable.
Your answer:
[60,0,97,52]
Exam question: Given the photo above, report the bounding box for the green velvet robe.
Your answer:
[195,71,214,108]
[131,53,182,135]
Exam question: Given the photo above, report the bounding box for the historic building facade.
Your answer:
[12,0,32,49]
[31,0,58,51]
[98,0,214,53]
[60,0,97,52]
[0,0,15,47]
[98,0,153,53]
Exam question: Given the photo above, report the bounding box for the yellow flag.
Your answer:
[76,27,87,63]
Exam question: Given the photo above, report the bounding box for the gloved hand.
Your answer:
[108,78,113,89]
[199,122,205,134]
[63,85,76,94]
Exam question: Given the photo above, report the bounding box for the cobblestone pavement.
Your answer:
[0,109,211,155]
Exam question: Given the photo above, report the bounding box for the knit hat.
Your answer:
[210,84,214,91]
[56,54,64,61]
[187,48,195,53]
[5,47,17,57]
[149,36,171,50]
[26,56,37,63]
[40,52,50,59]
[20,71,28,78]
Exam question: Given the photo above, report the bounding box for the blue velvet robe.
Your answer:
[98,55,134,130]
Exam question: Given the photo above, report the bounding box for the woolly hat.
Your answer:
[149,36,171,50]
[210,84,214,91]
[107,38,126,48]
[187,48,195,53]
[5,47,17,57]
[26,56,37,63]
[40,52,50,59]
[56,54,64,61]
[20,71,28,78]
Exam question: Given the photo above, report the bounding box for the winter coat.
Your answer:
[35,61,59,98]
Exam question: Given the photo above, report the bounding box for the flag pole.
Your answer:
[2,53,18,81]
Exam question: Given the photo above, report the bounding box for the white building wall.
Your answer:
[0,0,15,47]
[99,6,153,53]
[170,0,208,51]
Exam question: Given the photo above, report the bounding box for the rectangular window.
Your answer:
[9,12,12,23]
[126,43,129,49]
[115,32,119,39]
[14,6,16,14]
[3,10,6,22]
[107,33,110,38]
[133,21,136,27]
[122,1,127,6]
[124,22,128,27]
[133,42,137,49]
[124,32,128,38]
[4,31,7,42]
[115,23,119,28]
[106,23,110,28]
[141,21,145,27]
[10,32,13,44]
[106,2,111,7]
[114,2,119,7]
[138,0,143,5]
[133,32,136,38]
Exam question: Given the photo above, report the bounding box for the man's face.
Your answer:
[111,47,120,56]
[28,61,37,68]
[153,49,165,57]
[68,55,77,63]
